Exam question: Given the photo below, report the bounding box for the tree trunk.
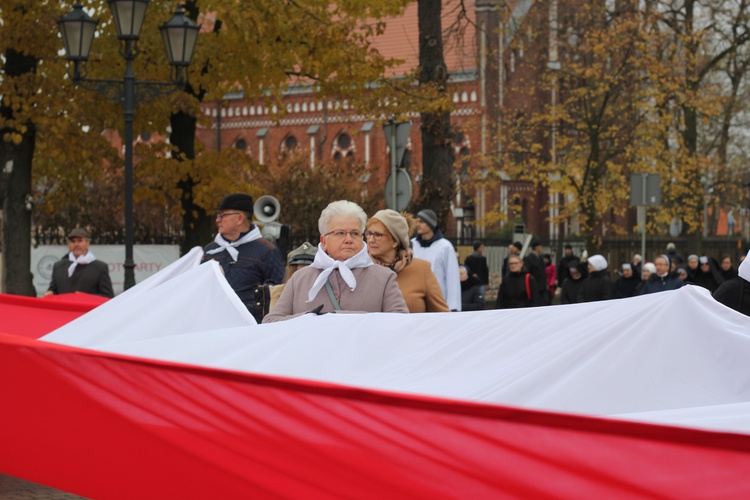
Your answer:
[170,109,211,255]
[0,48,37,296]
[415,0,454,227]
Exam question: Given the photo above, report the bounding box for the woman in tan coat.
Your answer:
[366,209,449,313]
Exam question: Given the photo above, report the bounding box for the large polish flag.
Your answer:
[2,248,750,499]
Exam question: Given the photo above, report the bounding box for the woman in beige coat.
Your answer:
[366,209,449,313]
[262,201,408,322]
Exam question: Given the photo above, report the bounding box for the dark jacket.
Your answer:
[524,252,549,305]
[461,275,485,311]
[693,268,723,294]
[713,277,750,317]
[202,231,285,323]
[578,270,615,302]
[556,254,578,287]
[560,276,585,304]
[464,253,489,286]
[614,275,640,299]
[48,258,114,298]
[496,271,539,309]
[638,272,684,295]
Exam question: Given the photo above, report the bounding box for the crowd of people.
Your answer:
[489,240,750,317]
[45,193,750,320]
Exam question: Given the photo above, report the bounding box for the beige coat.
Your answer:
[395,258,450,313]
[262,265,408,322]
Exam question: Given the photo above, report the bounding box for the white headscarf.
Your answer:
[67,252,97,277]
[307,242,373,302]
[204,226,262,262]
[588,254,608,272]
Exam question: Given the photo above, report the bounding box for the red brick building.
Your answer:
[195,0,558,241]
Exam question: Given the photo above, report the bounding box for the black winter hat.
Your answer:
[215,193,254,213]
[417,209,438,231]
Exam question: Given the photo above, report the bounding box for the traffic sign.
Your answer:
[384,169,412,211]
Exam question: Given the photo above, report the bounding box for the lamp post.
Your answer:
[58,1,199,291]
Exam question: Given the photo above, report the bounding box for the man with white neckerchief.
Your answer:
[202,193,285,322]
[45,228,114,298]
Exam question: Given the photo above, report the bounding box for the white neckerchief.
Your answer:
[307,242,373,302]
[68,251,97,277]
[205,226,262,262]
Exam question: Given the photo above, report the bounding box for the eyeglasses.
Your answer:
[215,212,242,220]
[364,230,386,240]
[324,230,363,240]
[509,261,523,265]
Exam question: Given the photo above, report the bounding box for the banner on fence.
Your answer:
[31,245,180,296]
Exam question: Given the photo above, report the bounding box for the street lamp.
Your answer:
[57,1,200,291]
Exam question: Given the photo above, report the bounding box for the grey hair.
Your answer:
[318,200,367,235]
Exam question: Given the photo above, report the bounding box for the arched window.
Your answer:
[338,133,351,149]
[235,138,247,151]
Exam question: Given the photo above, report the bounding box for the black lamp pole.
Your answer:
[58,1,199,291]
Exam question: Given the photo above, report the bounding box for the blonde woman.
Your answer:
[366,209,449,313]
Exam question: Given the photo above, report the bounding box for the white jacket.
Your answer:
[411,236,461,311]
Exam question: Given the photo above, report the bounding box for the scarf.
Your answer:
[371,248,412,274]
[68,251,97,277]
[205,226,262,262]
[414,228,444,248]
[307,242,373,302]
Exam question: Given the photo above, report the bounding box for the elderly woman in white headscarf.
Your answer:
[262,200,408,322]
[577,254,616,302]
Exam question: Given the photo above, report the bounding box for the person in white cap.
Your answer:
[411,209,462,311]
[577,254,615,302]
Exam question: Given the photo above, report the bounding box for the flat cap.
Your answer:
[67,228,91,239]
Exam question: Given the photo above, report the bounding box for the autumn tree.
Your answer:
[478,0,750,252]
[413,0,456,223]
[1,0,416,293]
[488,1,646,250]
[253,151,381,242]
[647,0,750,239]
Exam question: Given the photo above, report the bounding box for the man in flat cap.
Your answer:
[411,209,461,311]
[44,228,114,298]
[201,193,285,322]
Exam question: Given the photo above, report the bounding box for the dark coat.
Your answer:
[713,277,750,317]
[693,269,723,294]
[464,253,489,286]
[614,275,640,299]
[48,258,114,298]
[578,270,615,302]
[638,272,684,295]
[496,271,539,309]
[524,252,549,305]
[556,254,578,287]
[461,275,485,311]
[202,232,285,323]
[560,276,585,304]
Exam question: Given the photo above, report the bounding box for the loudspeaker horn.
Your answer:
[254,195,281,223]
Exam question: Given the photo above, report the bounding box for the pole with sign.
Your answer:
[383,120,413,211]
[629,173,661,262]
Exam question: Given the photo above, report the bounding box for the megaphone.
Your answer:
[254,195,280,223]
